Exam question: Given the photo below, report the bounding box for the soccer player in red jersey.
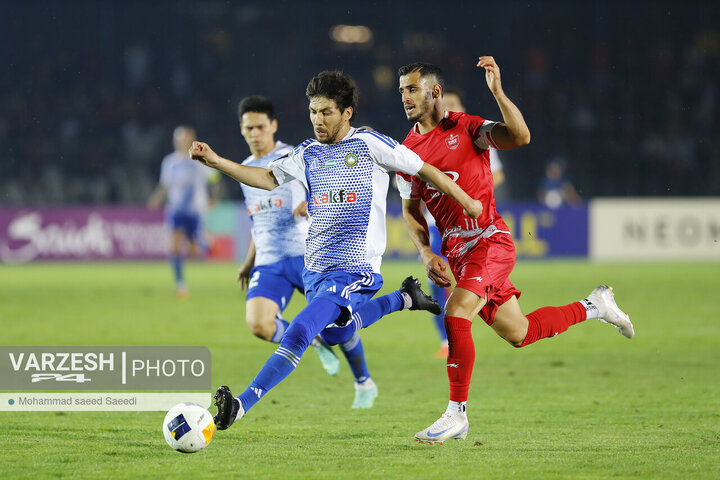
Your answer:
[396,57,635,445]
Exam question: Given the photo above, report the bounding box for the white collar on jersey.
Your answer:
[342,127,359,141]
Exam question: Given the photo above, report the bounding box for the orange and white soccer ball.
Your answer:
[162,402,215,453]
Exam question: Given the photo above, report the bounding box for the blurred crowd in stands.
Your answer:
[2,1,718,205]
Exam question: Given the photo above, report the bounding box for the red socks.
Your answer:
[443,303,586,400]
[444,316,475,402]
[519,302,586,347]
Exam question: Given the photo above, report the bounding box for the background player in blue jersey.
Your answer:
[236,95,384,407]
[189,71,482,431]
[148,126,220,298]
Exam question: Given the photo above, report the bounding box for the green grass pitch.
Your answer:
[1,260,718,479]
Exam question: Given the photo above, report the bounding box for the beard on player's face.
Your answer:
[315,119,343,144]
[406,94,432,123]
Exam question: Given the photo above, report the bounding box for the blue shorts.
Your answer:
[167,211,202,241]
[302,269,383,327]
[247,256,305,311]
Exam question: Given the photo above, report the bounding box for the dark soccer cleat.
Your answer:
[400,276,442,315]
[213,385,244,430]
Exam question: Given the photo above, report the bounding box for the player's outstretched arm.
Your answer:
[477,55,531,150]
[402,198,452,288]
[415,163,483,218]
[189,141,279,191]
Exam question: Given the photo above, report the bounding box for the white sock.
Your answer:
[580,299,600,319]
[401,292,412,309]
[355,377,375,390]
[446,400,467,415]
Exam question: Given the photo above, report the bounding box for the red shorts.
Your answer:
[446,233,521,325]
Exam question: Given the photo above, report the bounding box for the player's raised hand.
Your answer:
[189,141,220,167]
[463,198,483,219]
[425,254,452,288]
[477,56,502,96]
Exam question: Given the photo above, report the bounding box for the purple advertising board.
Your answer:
[496,202,588,258]
[0,207,168,263]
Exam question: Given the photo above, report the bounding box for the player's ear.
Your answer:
[342,106,353,121]
[432,84,442,99]
[271,119,278,134]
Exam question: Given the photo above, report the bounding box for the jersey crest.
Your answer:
[445,134,460,150]
[343,151,359,168]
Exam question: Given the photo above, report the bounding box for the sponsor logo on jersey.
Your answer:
[247,198,284,214]
[343,151,359,168]
[426,171,459,192]
[445,134,459,150]
[312,189,358,205]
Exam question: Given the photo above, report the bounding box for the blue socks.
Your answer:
[270,317,290,343]
[237,298,340,412]
[236,290,405,413]
[339,332,369,383]
[430,282,448,341]
[170,254,184,287]
[321,291,404,346]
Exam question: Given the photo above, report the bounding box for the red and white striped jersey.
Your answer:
[397,111,511,258]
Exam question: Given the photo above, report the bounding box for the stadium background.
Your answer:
[2,2,719,478]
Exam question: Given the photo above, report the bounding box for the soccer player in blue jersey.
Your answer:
[236,95,384,408]
[148,126,220,298]
[189,71,482,430]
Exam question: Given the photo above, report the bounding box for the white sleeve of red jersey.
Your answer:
[359,131,424,176]
[489,148,503,173]
[395,172,419,200]
[473,120,500,150]
[269,143,310,190]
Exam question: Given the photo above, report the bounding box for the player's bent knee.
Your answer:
[282,320,314,352]
[246,317,274,341]
[495,324,528,348]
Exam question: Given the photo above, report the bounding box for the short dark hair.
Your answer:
[305,71,358,121]
[238,95,275,121]
[443,86,464,102]
[397,62,445,91]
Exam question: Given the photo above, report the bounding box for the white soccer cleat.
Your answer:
[351,379,378,409]
[414,412,469,445]
[588,285,634,339]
